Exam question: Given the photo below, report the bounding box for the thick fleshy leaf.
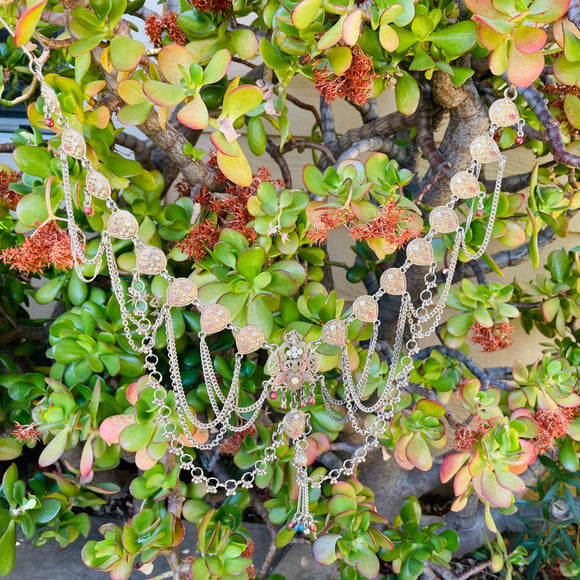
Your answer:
[441,452,470,482]
[118,80,147,105]
[38,429,68,467]
[80,438,94,478]
[564,93,580,129]
[454,465,472,496]
[489,38,509,75]
[464,0,498,18]
[342,9,363,46]
[553,55,580,86]
[117,102,153,125]
[177,95,209,130]
[326,46,352,76]
[478,24,505,50]
[395,71,420,114]
[109,37,145,71]
[513,25,547,53]
[429,21,476,57]
[118,422,156,452]
[14,0,48,47]
[528,0,570,23]
[158,45,195,85]
[291,0,321,29]
[312,534,340,565]
[143,80,188,108]
[506,44,544,87]
[217,147,253,187]
[99,414,136,445]
[0,521,16,576]
[379,23,399,51]
[317,15,345,50]
[405,434,432,471]
[223,84,263,119]
[478,469,512,508]
[202,49,232,85]
[210,130,239,156]
[232,29,259,60]
[495,469,525,492]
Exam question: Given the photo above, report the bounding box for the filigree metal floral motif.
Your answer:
[270,330,319,390]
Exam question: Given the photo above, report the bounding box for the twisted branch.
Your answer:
[337,136,407,164]
[266,138,292,187]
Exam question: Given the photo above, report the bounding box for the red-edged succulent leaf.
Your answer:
[135,447,158,470]
[158,45,195,85]
[117,102,153,125]
[291,0,322,29]
[312,534,340,565]
[331,481,356,498]
[405,434,433,471]
[465,0,500,18]
[507,43,544,86]
[118,80,147,105]
[451,491,470,512]
[495,469,525,492]
[210,130,239,156]
[468,449,487,477]
[80,438,94,478]
[304,437,319,465]
[528,0,570,23]
[217,147,253,187]
[553,55,580,86]
[14,0,48,47]
[202,49,232,85]
[310,432,330,454]
[473,15,513,34]
[109,37,145,72]
[222,84,263,119]
[513,25,547,53]
[441,452,470,482]
[454,464,472,496]
[326,46,352,76]
[509,439,536,474]
[177,94,209,129]
[379,23,400,51]
[99,414,136,445]
[143,80,188,108]
[342,9,363,46]
[489,39,509,75]
[479,469,513,508]
[415,398,446,417]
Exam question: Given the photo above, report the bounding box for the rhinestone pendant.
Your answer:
[200,304,230,334]
[61,128,86,159]
[450,171,479,199]
[380,268,406,295]
[429,206,459,234]
[235,325,264,355]
[353,295,378,323]
[470,134,500,164]
[136,246,167,275]
[407,238,433,266]
[489,98,519,127]
[86,170,111,200]
[283,409,306,439]
[107,210,139,239]
[166,278,197,307]
[322,319,348,346]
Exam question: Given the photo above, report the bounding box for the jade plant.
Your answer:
[0,0,580,580]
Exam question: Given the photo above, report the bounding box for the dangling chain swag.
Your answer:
[6,33,523,534]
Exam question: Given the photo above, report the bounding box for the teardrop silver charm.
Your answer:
[470,134,500,164]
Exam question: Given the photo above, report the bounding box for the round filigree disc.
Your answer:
[429,206,459,234]
[107,210,139,240]
[235,325,264,355]
[322,319,348,346]
[470,134,500,164]
[380,268,406,295]
[136,246,167,275]
[86,170,111,200]
[166,278,197,307]
[61,128,86,159]
[353,295,378,323]
[489,98,519,127]
[406,238,433,266]
[449,171,479,199]
[200,304,230,334]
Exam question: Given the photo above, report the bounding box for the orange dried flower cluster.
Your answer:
[314,46,377,105]
[12,421,40,442]
[174,178,192,198]
[1,221,74,275]
[219,424,257,455]
[453,418,499,452]
[241,540,256,577]
[189,0,231,14]
[177,167,280,261]
[469,320,514,352]
[0,169,22,210]
[307,201,419,248]
[533,407,576,454]
[144,12,186,47]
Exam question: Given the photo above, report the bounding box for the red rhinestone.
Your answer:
[515,136,523,145]
[269,391,277,400]
[280,402,287,410]
[84,206,94,216]
[288,522,295,530]
[308,397,315,405]
[476,209,484,217]
[45,118,54,128]
[299,401,306,408]
[310,524,316,532]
